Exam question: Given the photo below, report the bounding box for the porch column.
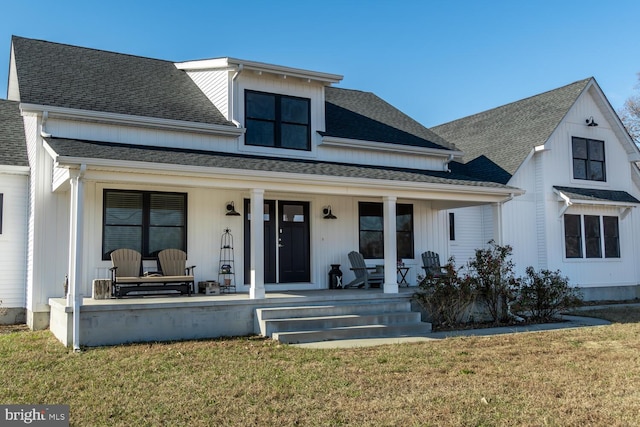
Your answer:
[67,165,86,351]
[492,202,503,245]
[383,196,399,293]
[249,189,265,299]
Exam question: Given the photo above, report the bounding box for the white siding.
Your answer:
[47,119,239,154]
[0,172,28,308]
[185,69,230,120]
[448,206,486,267]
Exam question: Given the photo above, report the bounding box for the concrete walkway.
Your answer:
[292,313,613,349]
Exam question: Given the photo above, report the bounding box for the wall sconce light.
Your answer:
[225,201,241,216]
[322,205,337,219]
[586,116,598,127]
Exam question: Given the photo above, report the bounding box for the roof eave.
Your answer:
[0,165,30,175]
[320,135,464,159]
[175,57,343,85]
[49,152,521,201]
[19,103,244,137]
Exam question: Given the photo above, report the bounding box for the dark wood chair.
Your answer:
[421,251,449,279]
[345,251,384,289]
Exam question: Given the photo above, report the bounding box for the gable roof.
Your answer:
[431,78,592,182]
[322,87,457,151]
[10,36,233,127]
[0,99,28,167]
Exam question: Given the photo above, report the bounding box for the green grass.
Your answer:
[1,306,639,426]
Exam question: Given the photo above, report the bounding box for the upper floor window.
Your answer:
[572,137,605,181]
[358,202,414,260]
[563,214,619,259]
[103,190,187,260]
[245,90,311,151]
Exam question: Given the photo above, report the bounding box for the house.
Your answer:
[433,78,640,301]
[0,99,29,324]
[5,36,520,346]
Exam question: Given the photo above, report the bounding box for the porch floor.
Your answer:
[49,288,419,347]
[78,287,416,307]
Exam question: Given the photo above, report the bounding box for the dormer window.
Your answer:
[245,90,311,151]
[572,137,605,181]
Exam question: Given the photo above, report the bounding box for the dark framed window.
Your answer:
[102,190,187,260]
[358,202,414,260]
[564,214,582,258]
[245,90,311,151]
[572,137,605,181]
[603,216,620,258]
[396,204,414,259]
[584,215,601,258]
[449,212,455,241]
[0,193,3,234]
[563,214,620,259]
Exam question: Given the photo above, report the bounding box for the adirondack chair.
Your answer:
[421,251,449,279]
[157,248,196,294]
[345,251,384,289]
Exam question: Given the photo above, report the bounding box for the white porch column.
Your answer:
[492,202,503,245]
[383,196,399,293]
[67,165,85,351]
[249,189,265,299]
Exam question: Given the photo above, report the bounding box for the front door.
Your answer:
[244,199,310,284]
[278,201,310,283]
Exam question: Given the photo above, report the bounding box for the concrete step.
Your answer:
[256,300,431,345]
[257,301,411,320]
[272,322,433,344]
[262,312,422,336]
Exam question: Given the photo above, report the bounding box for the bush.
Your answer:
[413,259,476,328]
[513,267,583,322]
[466,240,520,323]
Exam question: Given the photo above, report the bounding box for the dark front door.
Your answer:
[278,201,310,283]
[244,200,310,283]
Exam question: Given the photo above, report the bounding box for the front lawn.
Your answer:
[1,307,639,426]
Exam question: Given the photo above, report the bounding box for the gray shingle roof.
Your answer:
[554,186,640,204]
[44,137,516,190]
[432,78,592,183]
[322,87,456,150]
[11,36,233,126]
[0,99,28,167]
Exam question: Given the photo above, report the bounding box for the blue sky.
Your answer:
[1,0,638,126]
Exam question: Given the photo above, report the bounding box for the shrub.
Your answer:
[513,267,583,322]
[413,258,476,328]
[466,240,520,323]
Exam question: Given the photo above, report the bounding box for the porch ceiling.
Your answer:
[44,137,523,204]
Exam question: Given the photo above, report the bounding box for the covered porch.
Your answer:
[42,138,522,348]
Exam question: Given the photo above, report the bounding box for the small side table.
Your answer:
[397,267,410,286]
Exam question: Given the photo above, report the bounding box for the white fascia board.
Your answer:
[53,154,521,201]
[19,103,244,137]
[320,135,464,158]
[0,165,30,175]
[175,57,343,84]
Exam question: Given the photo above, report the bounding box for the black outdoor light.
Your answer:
[322,205,337,219]
[225,201,241,216]
[586,116,598,127]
